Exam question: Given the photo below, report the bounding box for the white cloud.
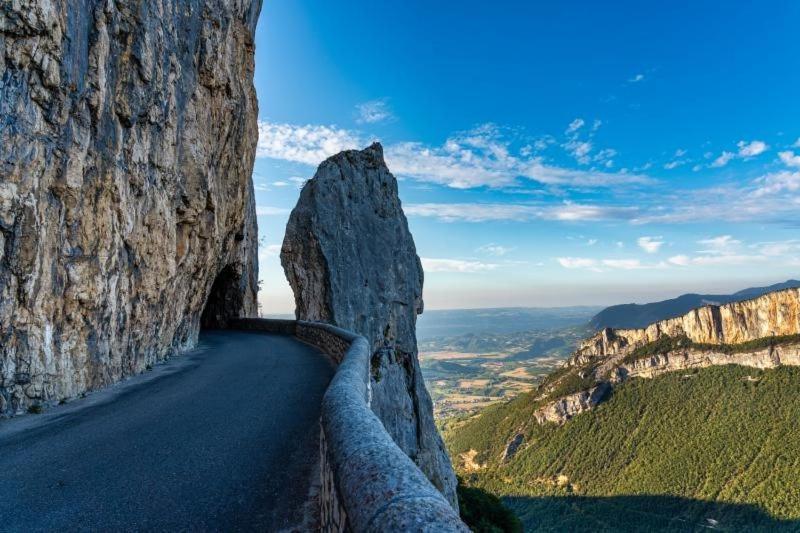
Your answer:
[421,258,499,273]
[752,171,800,197]
[637,236,664,253]
[521,160,650,187]
[707,141,768,170]
[629,74,645,83]
[476,243,515,256]
[273,181,289,187]
[256,205,291,216]
[711,151,734,168]
[586,239,598,246]
[257,120,650,191]
[566,118,585,134]
[405,202,638,222]
[674,149,687,157]
[558,257,664,271]
[779,150,800,168]
[558,257,599,270]
[257,121,362,165]
[668,255,691,266]
[697,235,741,254]
[601,259,646,270]
[737,140,768,158]
[564,140,593,164]
[687,254,767,266]
[756,240,800,256]
[356,99,393,124]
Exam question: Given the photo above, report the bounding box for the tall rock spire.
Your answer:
[281,142,459,508]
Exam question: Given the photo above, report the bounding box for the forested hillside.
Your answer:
[446,365,800,531]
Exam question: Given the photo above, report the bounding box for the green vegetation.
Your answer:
[445,365,800,531]
[27,404,43,414]
[623,333,800,365]
[457,480,523,533]
[545,367,597,398]
[622,334,692,363]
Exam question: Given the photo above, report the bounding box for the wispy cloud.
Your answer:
[628,73,645,83]
[710,151,735,168]
[421,258,499,273]
[256,121,361,165]
[476,243,515,256]
[558,257,601,271]
[355,98,394,124]
[405,202,638,222]
[257,120,648,190]
[779,151,800,168]
[557,257,664,272]
[697,235,741,254]
[637,236,664,253]
[737,140,768,157]
[708,140,769,168]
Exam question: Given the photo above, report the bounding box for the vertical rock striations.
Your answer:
[281,143,459,509]
[0,0,262,415]
[575,287,800,361]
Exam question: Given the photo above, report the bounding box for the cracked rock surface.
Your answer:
[0,0,261,414]
[281,142,459,509]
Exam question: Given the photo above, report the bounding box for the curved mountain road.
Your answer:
[0,330,334,531]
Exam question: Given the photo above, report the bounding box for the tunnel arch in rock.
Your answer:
[201,264,246,329]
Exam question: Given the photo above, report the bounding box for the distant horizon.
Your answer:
[262,276,798,316]
[253,1,800,315]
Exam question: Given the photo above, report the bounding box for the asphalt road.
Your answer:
[0,330,334,532]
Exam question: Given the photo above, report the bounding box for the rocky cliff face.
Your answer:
[281,143,459,509]
[575,288,800,361]
[531,288,800,425]
[613,343,800,381]
[0,0,261,415]
[533,382,611,425]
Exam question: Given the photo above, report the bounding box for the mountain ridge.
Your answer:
[589,279,800,330]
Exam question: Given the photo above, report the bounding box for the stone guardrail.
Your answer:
[230,318,467,532]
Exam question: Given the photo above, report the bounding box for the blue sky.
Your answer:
[252,0,800,314]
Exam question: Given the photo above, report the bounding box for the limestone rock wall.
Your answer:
[615,343,800,381]
[575,288,800,360]
[0,0,261,414]
[281,143,459,509]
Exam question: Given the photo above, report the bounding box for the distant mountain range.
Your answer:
[589,279,800,330]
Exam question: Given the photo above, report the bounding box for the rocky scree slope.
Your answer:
[531,287,800,424]
[281,142,459,509]
[0,0,261,415]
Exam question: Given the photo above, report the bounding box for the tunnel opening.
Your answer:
[201,264,244,329]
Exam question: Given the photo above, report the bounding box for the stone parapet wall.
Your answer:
[232,318,466,532]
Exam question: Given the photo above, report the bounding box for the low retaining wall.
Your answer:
[230,318,467,532]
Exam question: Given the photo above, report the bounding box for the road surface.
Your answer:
[0,330,334,531]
